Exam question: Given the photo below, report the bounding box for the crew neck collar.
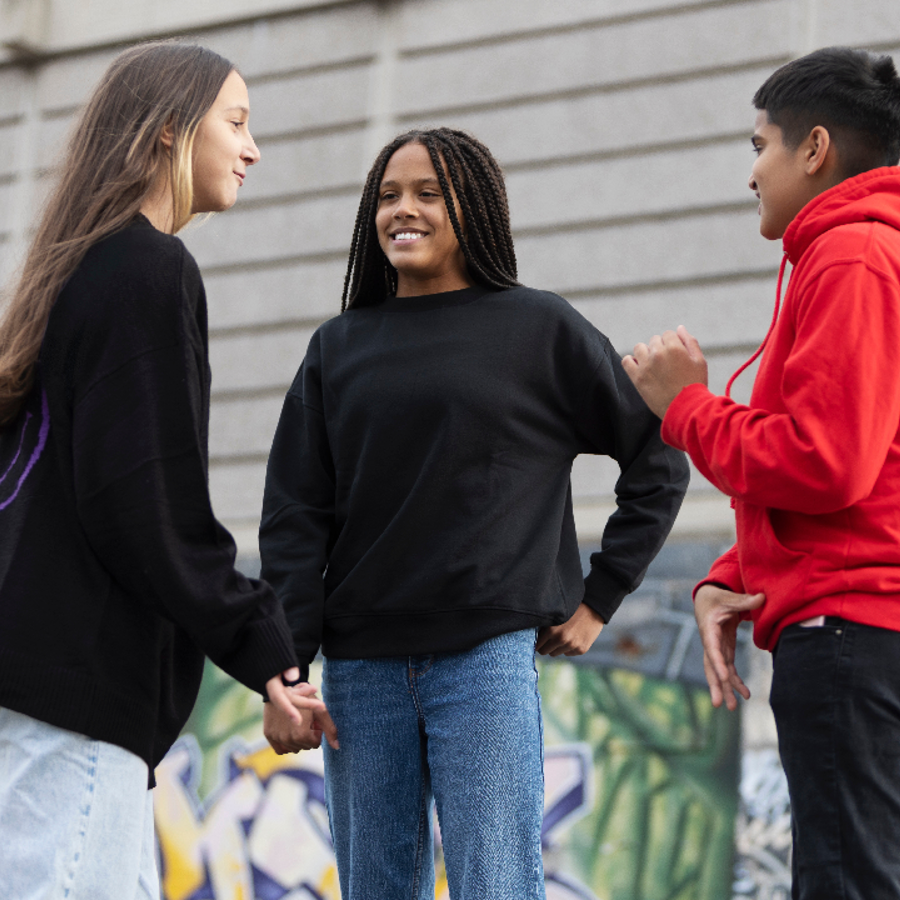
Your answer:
[379,285,493,312]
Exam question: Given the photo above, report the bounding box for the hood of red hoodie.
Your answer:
[783,166,900,264]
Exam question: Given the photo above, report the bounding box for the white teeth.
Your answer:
[394,232,423,241]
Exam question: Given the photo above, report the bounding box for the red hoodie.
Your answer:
[663,167,900,651]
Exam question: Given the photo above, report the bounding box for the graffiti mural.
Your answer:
[732,749,792,900]
[156,656,739,900]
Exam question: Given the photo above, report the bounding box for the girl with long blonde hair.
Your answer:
[0,41,333,899]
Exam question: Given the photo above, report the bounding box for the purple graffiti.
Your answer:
[0,389,49,511]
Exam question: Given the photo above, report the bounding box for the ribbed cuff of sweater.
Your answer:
[583,568,631,624]
[218,614,299,697]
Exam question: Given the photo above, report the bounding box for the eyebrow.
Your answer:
[223,106,249,115]
[380,176,441,188]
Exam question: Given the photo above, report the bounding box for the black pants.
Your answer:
[771,618,900,900]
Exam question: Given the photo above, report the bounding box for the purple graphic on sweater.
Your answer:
[0,389,50,511]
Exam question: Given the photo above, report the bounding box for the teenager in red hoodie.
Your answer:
[623,48,900,899]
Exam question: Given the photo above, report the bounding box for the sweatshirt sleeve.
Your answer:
[71,242,297,695]
[577,338,691,622]
[259,338,336,679]
[662,258,900,514]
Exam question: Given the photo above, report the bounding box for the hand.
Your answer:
[694,585,765,711]
[264,669,339,753]
[621,325,708,418]
[536,603,605,656]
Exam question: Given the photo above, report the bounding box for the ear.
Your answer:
[804,125,832,176]
[159,121,174,152]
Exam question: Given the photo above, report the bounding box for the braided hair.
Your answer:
[341,127,519,311]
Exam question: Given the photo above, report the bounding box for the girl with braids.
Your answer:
[261,127,688,900]
[0,42,333,899]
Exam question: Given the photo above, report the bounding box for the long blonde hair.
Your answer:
[0,41,234,426]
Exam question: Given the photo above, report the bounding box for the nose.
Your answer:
[748,172,758,192]
[243,131,261,166]
[393,193,417,218]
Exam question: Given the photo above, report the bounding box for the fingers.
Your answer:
[714,590,766,614]
[266,675,303,725]
[675,324,703,359]
[314,708,340,750]
[292,682,321,698]
[263,678,339,754]
[535,626,560,656]
[536,626,579,656]
[702,651,726,709]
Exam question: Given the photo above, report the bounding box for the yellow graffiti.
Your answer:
[232,744,302,782]
[156,745,262,900]
[155,737,595,900]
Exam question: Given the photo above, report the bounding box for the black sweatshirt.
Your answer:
[260,285,689,677]
[0,216,297,777]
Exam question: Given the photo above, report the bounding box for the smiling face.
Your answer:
[375,141,472,297]
[749,110,820,240]
[191,70,260,214]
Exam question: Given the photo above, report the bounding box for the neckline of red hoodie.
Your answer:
[664,167,900,650]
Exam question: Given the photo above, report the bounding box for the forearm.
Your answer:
[584,430,690,621]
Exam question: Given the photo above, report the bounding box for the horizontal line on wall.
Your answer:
[209,452,268,467]
[243,54,373,87]
[41,106,79,121]
[0,0,363,67]
[256,119,369,144]
[209,316,326,339]
[501,130,752,173]
[199,248,348,277]
[394,57,783,121]
[557,266,779,301]
[400,0,775,59]
[226,182,361,212]
[512,200,757,238]
[702,340,770,358]
[210,385,289,404]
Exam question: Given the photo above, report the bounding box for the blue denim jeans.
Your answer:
[322,628,546,900]
[0,707,159,900]
[771,618,900,900]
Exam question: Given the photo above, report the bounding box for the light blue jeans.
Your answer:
[323,628,546,900]
[0,707,159,900]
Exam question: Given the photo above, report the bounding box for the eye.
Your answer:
[379,190,398,202]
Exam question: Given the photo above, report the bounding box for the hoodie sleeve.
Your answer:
[663,253,900,515]
[71,239,297,694]
[694,542,745,597]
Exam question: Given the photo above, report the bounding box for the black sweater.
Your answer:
[260,285,689,676]
[0,216,297,777]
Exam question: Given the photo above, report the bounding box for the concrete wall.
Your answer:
[5,0,898,556]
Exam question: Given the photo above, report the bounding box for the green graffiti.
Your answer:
[157,658,738,900]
